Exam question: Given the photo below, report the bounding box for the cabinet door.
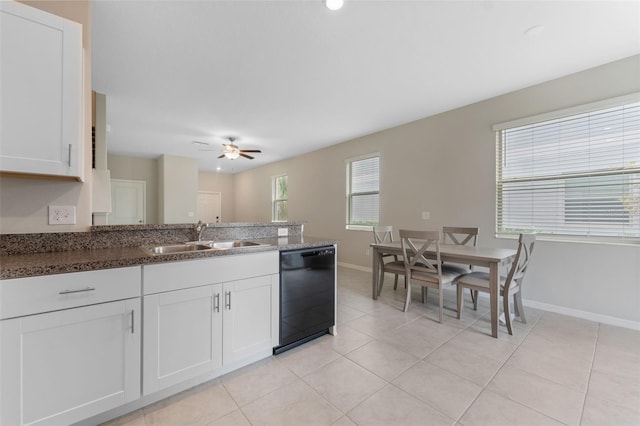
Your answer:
[223,275,279,367]
[0,0,83,180]
[0,299,140,426]
[143,284,222,395]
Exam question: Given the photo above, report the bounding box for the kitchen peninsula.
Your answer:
[0,222,338,426]
[0,222,335,279]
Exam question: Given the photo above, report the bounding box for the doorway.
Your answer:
[197,191,222,223]
[110,179,146,225]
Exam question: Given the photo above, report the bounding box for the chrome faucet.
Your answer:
[195,220,209,241]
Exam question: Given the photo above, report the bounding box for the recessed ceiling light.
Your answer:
[324,0,344,11]
[524,25,545,37]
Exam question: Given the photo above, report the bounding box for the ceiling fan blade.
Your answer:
[239,153,254,160]
[239,149,261,153]
[217,154,226,159]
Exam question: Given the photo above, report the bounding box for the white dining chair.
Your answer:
[456,233,536,335]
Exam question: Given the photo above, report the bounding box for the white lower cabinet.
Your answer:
[142,252,279,395]
[0,252,280,424]
[0,298,141,426]
[222,275,279,366]
[0,266,142,426]
[143,284,223,395]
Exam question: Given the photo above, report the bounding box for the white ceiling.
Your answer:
[91,0,640,174]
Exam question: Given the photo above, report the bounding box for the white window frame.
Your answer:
[346,153,380,231]
[272,174,288,222]
[493,92,640,244]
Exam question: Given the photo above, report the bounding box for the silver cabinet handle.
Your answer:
[130,310,135,334]
[214,293,220,313]
[59,286,95,295]
[68,144,72,167]
[225,291,231,310]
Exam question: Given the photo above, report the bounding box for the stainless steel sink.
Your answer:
[143,244,214,255]
[143,240,269,255]
[212,241,263,249]
[184,240,268,249]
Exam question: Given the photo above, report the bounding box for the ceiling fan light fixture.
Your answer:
[324,0,343,11]
[224,148,240,160]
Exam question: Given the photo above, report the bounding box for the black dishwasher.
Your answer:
[274,246,335,355]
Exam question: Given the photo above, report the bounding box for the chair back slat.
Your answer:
[373,225,394,244]
[399,229,441,274]
[442,226,479,247]
[504,233,536,292]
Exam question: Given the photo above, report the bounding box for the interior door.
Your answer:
[110,179,146,225]
[197,191,222,223]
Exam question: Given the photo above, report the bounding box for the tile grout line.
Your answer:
[455,310,549,424]
[578,321,600,426]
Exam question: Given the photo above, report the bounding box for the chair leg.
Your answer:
[456,284,463,319]
[377,268,385,297]
[422,287,428,303]
[514,292,526,324]
[393,273,399,290]
[472,290,479,311]
[503,292,513,335]
[438,286,444,323]
[403,277,411,312]
[469,288,475,305]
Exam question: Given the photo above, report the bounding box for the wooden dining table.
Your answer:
[370,241,517,338]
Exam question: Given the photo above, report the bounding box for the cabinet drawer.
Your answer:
[0,267,141,319]
[144,251,278,295]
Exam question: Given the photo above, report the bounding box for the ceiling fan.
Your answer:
[195,137,262,160]
[218,137,261,160]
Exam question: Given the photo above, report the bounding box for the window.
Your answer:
[495,94,640,242]
[346,154,379,229]
[272,174,288,222]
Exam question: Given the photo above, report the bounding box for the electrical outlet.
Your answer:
[365,248,370,256]
[49,205,76,225]
[278,228,288,237]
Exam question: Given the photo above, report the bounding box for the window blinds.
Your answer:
[496,100,640,241]
[348,156,379,226]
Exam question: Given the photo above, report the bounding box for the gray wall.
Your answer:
[232,55,640,324]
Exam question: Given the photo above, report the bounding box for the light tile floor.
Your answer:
[104,267,640,426]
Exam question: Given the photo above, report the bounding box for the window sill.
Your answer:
[495,233,640,247]
[346,225,374,232]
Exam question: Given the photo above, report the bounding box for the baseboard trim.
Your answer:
[522,298,640,331]
[338,262,371,272]
[337,263,640,331]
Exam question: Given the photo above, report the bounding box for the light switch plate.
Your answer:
[49,205,76,225]
[421,211,430,220]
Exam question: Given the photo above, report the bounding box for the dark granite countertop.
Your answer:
[0,236,337,280]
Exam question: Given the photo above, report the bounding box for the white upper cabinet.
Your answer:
[0,0,84,180]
